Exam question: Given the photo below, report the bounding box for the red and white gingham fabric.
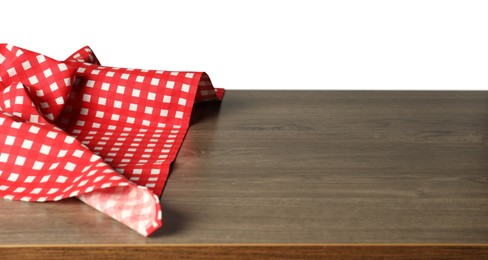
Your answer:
[0,44,224,236]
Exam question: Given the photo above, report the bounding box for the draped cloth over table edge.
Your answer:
[0,44,224,236]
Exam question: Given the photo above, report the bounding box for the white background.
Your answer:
[1,0,487,90]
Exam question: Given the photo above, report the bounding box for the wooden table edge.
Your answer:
[1,244,487,259]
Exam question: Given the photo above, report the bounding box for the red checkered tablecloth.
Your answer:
[0,44,223,236]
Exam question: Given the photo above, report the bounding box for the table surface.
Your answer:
[1,90,488,247]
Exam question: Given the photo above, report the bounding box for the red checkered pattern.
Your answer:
[0,44,223,236]
[0,44,76,122]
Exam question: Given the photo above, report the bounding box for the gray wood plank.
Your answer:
[0,90,487,244]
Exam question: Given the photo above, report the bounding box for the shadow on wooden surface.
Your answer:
[150,204,189,237]
[190,101,223,126]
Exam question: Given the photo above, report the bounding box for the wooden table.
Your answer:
[1,91,487,259]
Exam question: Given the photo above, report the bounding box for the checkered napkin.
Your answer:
[0,44,224,236]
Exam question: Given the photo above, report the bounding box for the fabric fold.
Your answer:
[0,44,76,122]
[79,185,162,236]
[56,46,224,196]
[0,43,223,236]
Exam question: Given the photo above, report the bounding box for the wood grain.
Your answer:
[1,91,487,257]
[1,245,488,260]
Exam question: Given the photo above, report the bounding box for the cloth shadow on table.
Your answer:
[149,101,222,237]
[189,101,223,126]
[148,203,188,237]
[165,100,223,181]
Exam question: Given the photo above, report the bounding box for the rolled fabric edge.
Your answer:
[78,184,162,237]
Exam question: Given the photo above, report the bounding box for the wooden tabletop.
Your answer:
[1,90,488,259]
